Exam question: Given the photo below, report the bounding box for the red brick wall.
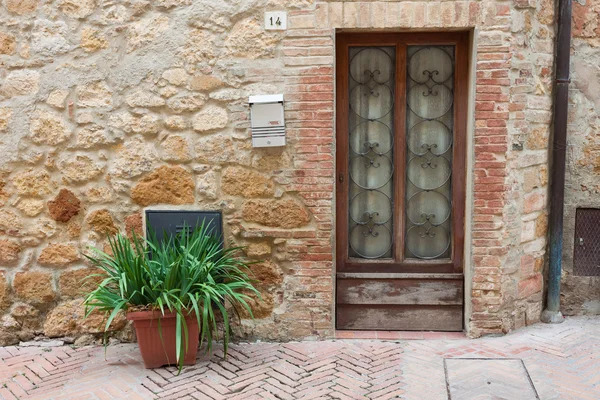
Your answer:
[267,0,554,338]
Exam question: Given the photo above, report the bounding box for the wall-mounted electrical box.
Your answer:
[249,94,285,148]
[145,210,223,249]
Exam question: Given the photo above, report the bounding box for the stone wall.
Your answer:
[0,0,565,344]
[560,0,600,316]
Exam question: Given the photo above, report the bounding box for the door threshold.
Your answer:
[334,330,467,340]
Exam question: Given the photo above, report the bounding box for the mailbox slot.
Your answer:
[249,94,286,147]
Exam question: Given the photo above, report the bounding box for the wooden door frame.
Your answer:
[335,31,469,275]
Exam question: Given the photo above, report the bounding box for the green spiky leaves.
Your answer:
[83,221,259,372]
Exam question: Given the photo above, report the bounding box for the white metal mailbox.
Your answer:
[249,94,286,147]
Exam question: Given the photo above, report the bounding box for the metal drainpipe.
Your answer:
[541,0,572,324]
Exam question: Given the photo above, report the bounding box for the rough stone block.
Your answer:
[131,165,195,206]
[48,189,81,223]
[59,268,104,298]
[0,70,39,97]
[124,213,143,239]
[242,198,311,229]
[38,243,79,267]
[29,110,70,145]
[246,242,272,258]
[222,166,275,198]
[249,260,283,286]
[5,0,38,15]
[518,274,543,299]
[0,271,11,311]
[0,31,15,55]
[44,299,127,337]
[192,105,228,132]
[86,209,118,236]
[13,271,56,304]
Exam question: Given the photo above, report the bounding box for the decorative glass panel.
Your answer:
[405,45,454,260]
[348,46,395,259]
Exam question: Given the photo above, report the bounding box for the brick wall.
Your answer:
[280,0,555,337]
[0,0,566,344]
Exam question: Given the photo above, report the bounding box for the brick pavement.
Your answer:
[0,316,599,399]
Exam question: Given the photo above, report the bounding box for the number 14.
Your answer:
[269,16,281,26]
[265,12,286,30]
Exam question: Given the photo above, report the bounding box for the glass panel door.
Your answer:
[337,32,466,272]
[347,46,396,259]
[405,46,455,260]
[336,32,467,331]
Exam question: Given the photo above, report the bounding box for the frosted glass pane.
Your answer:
[348,47,395,259]
[405,46,454,260]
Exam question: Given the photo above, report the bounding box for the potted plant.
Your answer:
[83,222,258,370]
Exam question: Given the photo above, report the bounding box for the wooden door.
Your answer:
[335,32,468,331]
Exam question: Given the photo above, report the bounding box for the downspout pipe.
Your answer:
[541,0,572,324]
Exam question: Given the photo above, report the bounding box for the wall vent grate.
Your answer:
[573,208,600,277]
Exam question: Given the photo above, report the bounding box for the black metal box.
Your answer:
[145,210,223,247]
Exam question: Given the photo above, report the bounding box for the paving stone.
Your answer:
[0,317,599,399]
[446,359,538,400]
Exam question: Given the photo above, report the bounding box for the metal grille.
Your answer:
[347,46,396,259]
[573,208,600,276]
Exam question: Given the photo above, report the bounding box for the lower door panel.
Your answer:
[336,273,464,331]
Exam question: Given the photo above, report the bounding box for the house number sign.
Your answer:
[264,11,287,30]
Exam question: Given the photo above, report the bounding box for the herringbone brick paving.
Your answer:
[0,316,598,399]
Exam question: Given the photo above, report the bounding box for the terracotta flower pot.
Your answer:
[127,310,199,369]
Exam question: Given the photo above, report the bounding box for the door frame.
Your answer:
[335,31,469,275]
